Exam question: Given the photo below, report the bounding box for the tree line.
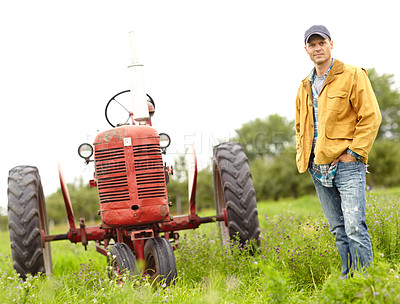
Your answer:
[2,68,398,228]
[168,68,400,212]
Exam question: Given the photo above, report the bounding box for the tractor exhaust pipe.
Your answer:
[128,31,149,121]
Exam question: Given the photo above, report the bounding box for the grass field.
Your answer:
[1,188,400,303]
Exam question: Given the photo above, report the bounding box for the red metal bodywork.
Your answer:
[45,123,228,270]
[58,163,76,233]
[94,125,170,227]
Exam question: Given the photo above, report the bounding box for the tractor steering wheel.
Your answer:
[105,90,155,128]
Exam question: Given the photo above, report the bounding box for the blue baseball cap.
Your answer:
[304,25,331,44]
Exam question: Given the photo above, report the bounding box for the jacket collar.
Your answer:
[324,59,344,86]
[302,59,345,97]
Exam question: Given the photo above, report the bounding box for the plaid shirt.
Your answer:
[308,59,361,187]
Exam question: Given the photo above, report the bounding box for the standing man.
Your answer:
[295,25,381,277]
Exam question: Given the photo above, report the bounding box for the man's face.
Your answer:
[304,35,333,65]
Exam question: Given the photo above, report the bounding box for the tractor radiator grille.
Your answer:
[95,143,167,202]
[95,147,130,203]
[133,144,166,199]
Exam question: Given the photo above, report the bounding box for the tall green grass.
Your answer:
[1,188,400,303]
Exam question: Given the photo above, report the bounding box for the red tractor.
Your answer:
[7,33,260,285]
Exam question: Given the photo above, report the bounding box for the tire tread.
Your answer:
[213,142,260,247]
[7,166,49,278]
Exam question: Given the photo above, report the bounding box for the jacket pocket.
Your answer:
[325,123,354,139]
[327,91,348,112]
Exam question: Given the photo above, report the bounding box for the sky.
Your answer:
[1,0,400,211]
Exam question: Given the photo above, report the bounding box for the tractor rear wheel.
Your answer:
[7,166,52,278]
[144,237,176,286]
[213,142,260,249]
[107,242,138,279]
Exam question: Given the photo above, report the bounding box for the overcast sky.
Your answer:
[1,0,400,211]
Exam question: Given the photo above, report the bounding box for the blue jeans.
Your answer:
[310,160,373,276]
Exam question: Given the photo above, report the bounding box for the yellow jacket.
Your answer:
[295,59,382,173]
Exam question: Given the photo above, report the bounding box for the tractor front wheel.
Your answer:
[107,242,138,279]
[213,142,260,250]
[7,166,52,278]
[144,237,177,286]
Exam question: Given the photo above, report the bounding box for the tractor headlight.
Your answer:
[78,143,94,160]
[159,133,171,149]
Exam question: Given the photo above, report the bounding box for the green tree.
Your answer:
[167,176,188,215]
[250,147,314,201]
[167,155,189,214]
[167,155,214,214]
[368,68,400,139]
[0,207,8,231]
[195,166,214,210]
[46,190,67,225]
[367,140,400,188]
[234,114,316,201]
[233,114,295,162]
[46,177,100,225]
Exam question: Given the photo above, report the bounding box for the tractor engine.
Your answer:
[93,125,169,228]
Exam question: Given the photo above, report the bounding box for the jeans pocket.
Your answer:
[336,160,365,187]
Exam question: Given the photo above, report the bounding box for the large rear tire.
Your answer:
[7,166,52,278]
[213,142,260,249]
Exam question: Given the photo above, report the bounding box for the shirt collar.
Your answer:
[309,58,335,83]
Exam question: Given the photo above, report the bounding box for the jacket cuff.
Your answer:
[347,148,362,160]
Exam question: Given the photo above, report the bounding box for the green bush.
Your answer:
[367,140,400,188]
[250,147,314,201]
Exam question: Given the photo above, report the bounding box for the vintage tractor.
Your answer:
[7,33,260,285]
